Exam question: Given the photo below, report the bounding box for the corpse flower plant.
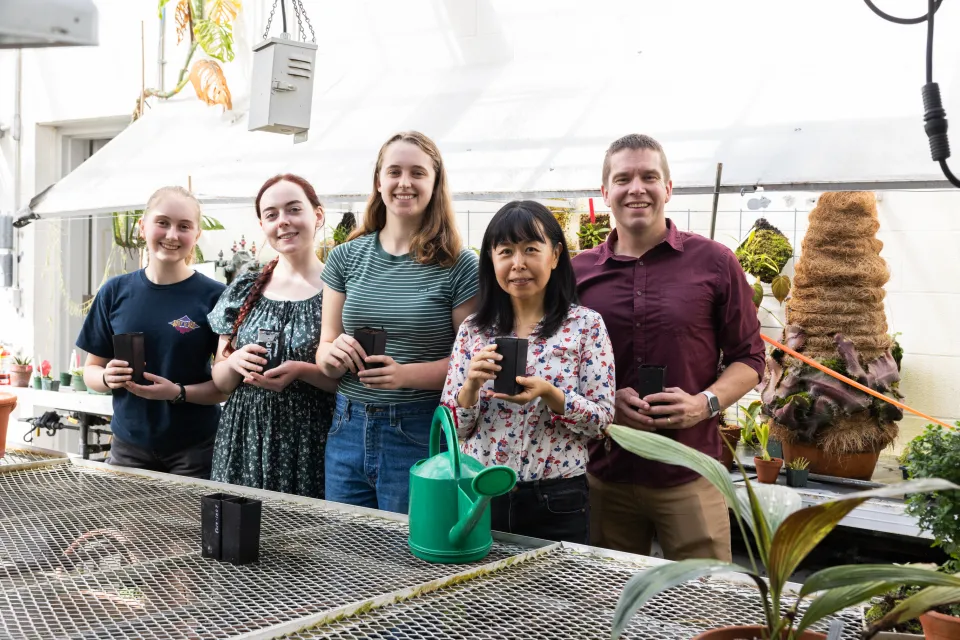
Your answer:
[607,426,960,639]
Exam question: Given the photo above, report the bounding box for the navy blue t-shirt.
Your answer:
[76,269,226,453]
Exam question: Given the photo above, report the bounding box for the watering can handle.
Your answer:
[429,406,462,481]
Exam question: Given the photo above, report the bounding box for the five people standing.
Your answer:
[74,131,763,559]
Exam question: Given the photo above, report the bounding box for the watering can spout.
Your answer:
[448,466,517,546]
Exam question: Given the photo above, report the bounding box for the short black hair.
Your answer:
[602,133,671,185]
[470,201,578,339]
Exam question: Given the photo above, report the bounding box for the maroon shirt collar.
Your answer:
[593,218,684,265]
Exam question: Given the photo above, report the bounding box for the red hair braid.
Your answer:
[223,258,279,355]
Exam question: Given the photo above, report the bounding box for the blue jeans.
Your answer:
[324,394,440,514]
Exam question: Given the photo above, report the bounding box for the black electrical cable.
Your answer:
[863,0,943,25]
[280,0,288,33]
[864,0,960,188]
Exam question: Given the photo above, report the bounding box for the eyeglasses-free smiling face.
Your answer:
[602,147,673,234]
[140,195,201,264]
[258,179,323,255]
[491,228,561,302]
[376,141,437,221]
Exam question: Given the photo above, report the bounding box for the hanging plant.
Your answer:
[738,218,793,307]
[136,1,241,120]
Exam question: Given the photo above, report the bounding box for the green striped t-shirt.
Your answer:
[322,232,479,404]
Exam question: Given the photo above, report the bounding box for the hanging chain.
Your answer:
[262,0,279,40]
[292,0,316,43]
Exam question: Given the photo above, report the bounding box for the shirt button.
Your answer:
[635,323,640,328]
[636,290,642,296]
[637,357,643,363]
[638,261,644,266]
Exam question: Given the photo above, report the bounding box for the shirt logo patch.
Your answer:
[169,316,200,334]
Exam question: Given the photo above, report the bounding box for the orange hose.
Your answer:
[760,334,955,431]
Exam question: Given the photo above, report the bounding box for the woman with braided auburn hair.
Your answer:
[208,174,337,498]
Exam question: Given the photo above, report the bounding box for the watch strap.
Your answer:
[701,390,721,418]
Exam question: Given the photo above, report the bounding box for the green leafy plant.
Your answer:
[69,367,84,377]
[607,425,960,640]
[577,222,611,250]
[755,422,773,461]
[736,400,763,447]
[737,220,793,306]
[787,457,810,471]
[13,355,32,366]
[136,1,242,120]
[905,424,960,562]
[333,212,357,246]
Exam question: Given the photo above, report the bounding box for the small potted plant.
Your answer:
[59,371,72,388]
[786,456,810,488]
[753,421,783,484]
[607,425,960,640]
[10,356,32,387]
[718,411,743,471]
[70,367,87,392]
[38,360,58,391]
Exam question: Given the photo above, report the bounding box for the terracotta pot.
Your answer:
[754,457,783,484]
[920,611,960,639]
[782,440,879,480]
[720,427,742,470]
[10,364,32,388]
[693,626,825,639]
[0,392,16,458]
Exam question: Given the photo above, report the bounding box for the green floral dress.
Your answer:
[207,271,335,498]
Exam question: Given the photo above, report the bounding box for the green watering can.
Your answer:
[408,406,517,563]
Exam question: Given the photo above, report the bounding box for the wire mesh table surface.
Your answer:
[288,547,863,640]
[0,463,539,640]
[0,461,864,640]
[0,446,69,467]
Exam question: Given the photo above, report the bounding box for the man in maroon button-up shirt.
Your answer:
[573,134,765,561]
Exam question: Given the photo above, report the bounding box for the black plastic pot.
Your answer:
[900,464,909,480]
[786,468,809,488]
[221,496,262,565]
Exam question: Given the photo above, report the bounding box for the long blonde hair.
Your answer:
[143,186,203,265]
[349,131,462,267]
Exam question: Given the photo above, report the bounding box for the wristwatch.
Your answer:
[169,383,187,405]
[701,390,721,418]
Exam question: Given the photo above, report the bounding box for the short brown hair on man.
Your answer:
[601,134,671,186]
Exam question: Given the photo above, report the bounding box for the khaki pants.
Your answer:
[587,473,732,561]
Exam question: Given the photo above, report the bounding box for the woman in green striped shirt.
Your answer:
[316,131,479,513]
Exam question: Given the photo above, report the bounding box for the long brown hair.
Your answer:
[223,174,323,355]
[349,131,462,267]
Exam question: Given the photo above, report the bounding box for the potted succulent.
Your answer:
[785,457,810,488]
[70,367,87,392]
[607,425,960,640]
[753,422,783,484]
[10,356,32,387]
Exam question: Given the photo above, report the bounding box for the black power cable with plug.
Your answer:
[864,0,960,187]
